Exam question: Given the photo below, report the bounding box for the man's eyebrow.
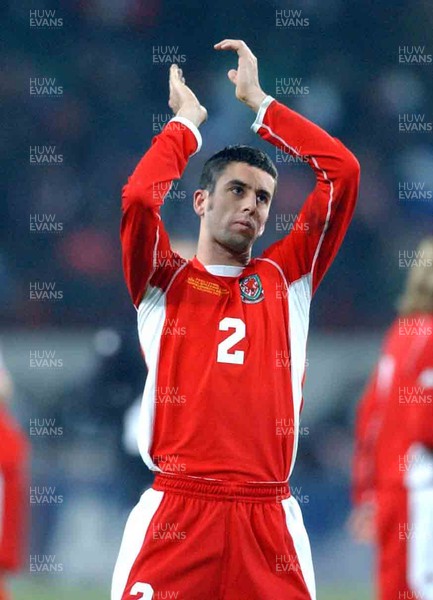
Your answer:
[225,179,272,198]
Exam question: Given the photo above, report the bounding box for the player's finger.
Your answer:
[214,39,244,52]
[170,64,181,79]
[214,39,252,58]
[176,67,186,85]
[214,39,245,48]
[227,69,237,84]
[169,64,177,84]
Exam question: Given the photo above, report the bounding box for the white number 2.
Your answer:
[217,317,246,365]
[130,582,153,598]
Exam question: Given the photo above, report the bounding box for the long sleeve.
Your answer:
[257,96,360,294]
[121,117,202,307]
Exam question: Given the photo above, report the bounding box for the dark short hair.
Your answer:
[199,145,278,195]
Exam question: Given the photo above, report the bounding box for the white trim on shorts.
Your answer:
[281,495,316,600]
[111,488,164,600]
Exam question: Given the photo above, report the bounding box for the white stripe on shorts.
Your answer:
[282,496,316,600]
[111,487,164,600]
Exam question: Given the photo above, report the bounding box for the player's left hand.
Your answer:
[214,39,267,112]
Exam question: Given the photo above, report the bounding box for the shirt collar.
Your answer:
[191,256,246,278]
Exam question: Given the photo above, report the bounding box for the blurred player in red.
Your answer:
[112,40,360,599]
[0,350,29,600]
[351,237,433,600]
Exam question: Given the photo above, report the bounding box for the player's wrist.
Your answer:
[176,103,207,129]
[244,89,267,113]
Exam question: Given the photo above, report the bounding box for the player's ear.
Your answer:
[193,189,207,217]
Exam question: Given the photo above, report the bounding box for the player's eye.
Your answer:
[257,194,269,204]
[231,186,244,195]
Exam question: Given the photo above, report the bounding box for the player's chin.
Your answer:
[230,222,257,239]
[225,232,255,253]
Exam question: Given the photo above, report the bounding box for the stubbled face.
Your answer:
[194,162,276,255]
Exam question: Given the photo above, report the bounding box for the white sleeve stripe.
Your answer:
[133,218,161,312]
[310,157,334,285]
[250,95,275,133]
[169,116,202,155]
[152,218,160,272]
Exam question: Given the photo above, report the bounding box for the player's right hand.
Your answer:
[169,64,207,128]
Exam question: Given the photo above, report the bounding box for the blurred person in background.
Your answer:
[351,237,433,600]
[0,349,29,600]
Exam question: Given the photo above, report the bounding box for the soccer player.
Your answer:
[112,39,360,599]
[0,351,29,600]
[351,237,433,600]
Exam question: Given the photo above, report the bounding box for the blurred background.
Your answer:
[2,0,433,598]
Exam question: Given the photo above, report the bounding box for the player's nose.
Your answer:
[241,192,257,213]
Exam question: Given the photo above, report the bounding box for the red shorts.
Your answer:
[111,473,315,600]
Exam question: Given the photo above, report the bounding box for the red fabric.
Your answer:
[121,100,360,306]
[120,101,359,483]
[121,476,311,600]
[0,404,30,572]
[376,486,410,600]
[259,101,360,294]
[352,313,433,504]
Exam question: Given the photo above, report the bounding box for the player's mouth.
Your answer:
[232,219,255,232]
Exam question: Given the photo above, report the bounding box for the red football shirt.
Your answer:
[353,313,433,503]
[121,96,360,483]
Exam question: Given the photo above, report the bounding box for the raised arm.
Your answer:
[215,39,360,293]
[121,64,207,307]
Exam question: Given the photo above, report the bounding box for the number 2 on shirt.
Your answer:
[217,317,246,365]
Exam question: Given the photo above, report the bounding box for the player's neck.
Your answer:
[196,238,251,267]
